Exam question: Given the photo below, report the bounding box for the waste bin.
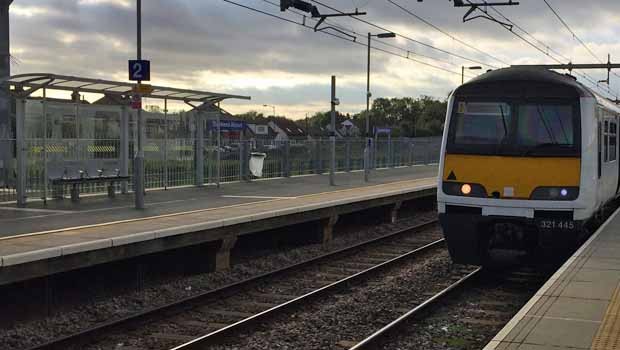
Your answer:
[249,152,267,177]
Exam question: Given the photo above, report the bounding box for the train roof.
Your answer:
[459,67,620,114]
[463,67,593,98]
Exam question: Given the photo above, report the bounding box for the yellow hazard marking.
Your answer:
[29,144,68,154]
[144,144,160,152]
[591,283,620,350]
[87,145,116,153]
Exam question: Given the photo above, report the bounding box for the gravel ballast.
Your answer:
[0,210,436,350]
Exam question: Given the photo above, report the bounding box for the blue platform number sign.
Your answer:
[128,60,150,81]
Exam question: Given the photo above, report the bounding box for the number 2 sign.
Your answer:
[129,60,150,81]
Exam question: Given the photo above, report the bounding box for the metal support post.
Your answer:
[0,1,11,193]
[120,106,129,193]
[42,90,48,204]
[388,134,392,167]
[195,111,204,186]
[240,137,249,181]
[207,129,212,184]
[283,140,290,177]
[15,98,25,207]
[239,127,244,181]
[216,102,221,188]
[313,139,318,174]
[163,98,168,189]
[74,97,80,158]
[373,133,378,169]
[134,0,145,209]
[329,75,336,186]
[364,32,372,182]
[345,138,351,172]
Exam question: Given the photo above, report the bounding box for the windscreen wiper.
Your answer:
[522,142,572,156]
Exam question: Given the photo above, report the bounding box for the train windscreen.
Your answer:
[447,101,580,157]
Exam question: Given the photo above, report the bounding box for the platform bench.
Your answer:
[49,161,129,202]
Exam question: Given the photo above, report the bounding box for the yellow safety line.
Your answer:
[591,282,620,350]
[0,177,436,242]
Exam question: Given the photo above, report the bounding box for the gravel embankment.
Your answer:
[377,270,545,350]
[0,211,436,350]
[211,250,466,350]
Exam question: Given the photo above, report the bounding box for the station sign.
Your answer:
[133,83,154,95]
[128,59,151,81]
[374,127,392,135]
[209,120,246,131]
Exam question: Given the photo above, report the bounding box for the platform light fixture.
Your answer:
[462,66,482,84]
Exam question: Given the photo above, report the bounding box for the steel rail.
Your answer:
[26,218,439,350]
[348,267,483,350]
[170,237,446,350]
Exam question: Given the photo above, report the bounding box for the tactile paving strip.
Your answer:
[592,283,620,350]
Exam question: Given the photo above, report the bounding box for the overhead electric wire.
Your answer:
[466,0,616,99]
[386,0,509,67]
[308,0,499,69]
[222,0,469,77]
[542,0,603,64]
[542,0,620,86]
[260,0,459,67]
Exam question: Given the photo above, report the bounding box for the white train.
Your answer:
[437,67,620,264]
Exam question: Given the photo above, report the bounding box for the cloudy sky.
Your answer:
[9,0,620,118]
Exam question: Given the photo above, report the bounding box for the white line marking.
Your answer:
[221,195,298,200]
[0,207,71,214]
[524,315,602,324]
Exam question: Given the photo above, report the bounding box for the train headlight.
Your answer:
[461,184,472,195]
[442,182,487,198]
[530,187,579,200]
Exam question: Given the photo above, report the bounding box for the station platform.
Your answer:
[0,166,437,286]
[485,207,620,350]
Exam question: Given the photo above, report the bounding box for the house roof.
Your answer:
[269,117,306,137]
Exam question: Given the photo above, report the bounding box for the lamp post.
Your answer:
[263,104,276,117]
[134,0,145,209]
[461,65,482,84]
[365,31,396,182]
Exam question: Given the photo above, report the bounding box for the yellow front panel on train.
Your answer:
[443,154,581,199]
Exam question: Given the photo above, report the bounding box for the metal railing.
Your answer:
[0,136,441,204]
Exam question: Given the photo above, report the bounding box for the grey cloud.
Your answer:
[9,0,620,117]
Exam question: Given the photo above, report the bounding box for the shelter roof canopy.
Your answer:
[3,73,251,104]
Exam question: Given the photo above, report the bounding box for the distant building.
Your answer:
[268,117,306,141]
[247,123,272,139]
[339,119,360,137]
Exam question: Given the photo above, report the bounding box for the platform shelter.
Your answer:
[1,73,250,208]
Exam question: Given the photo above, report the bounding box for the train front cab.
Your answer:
[437,68,599,265]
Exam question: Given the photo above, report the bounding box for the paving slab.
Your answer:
[485,207,620,350]
[0,166,437,236]
[0,166,437,284]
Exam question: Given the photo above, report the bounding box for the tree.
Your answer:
[236,111,267,123]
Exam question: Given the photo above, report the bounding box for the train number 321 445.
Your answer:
[538,220,575,230]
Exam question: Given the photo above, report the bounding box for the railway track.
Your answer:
[347,266,551,350]
[27,219,443,350]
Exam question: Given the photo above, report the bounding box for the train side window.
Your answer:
[604,120,609,162]
[598,121,602,178]
[611,121,618,161]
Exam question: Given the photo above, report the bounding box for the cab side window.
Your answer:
[610,120,617,162]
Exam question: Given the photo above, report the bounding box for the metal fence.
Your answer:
[0,136,441,203]
[0,99,441,204]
